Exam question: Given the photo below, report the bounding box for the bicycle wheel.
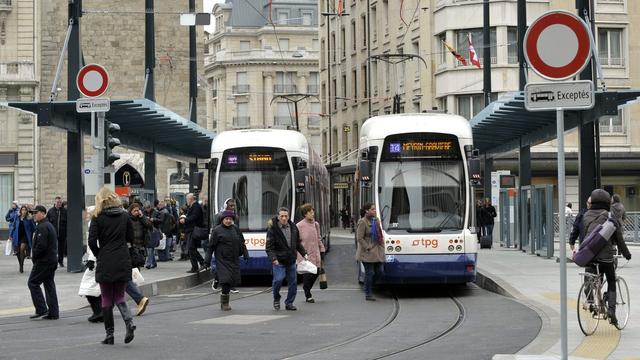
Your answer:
[577,282,599,335]
[614,277,630,330]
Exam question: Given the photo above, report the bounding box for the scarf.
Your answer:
[369,217,384,245]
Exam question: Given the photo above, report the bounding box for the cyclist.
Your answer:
[581,189,631,326]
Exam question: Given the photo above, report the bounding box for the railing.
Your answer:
[204,49,319,66]
[599,56,625,67]
[232,85,250,94]
[599,123,624,134]
[0,62,35,82]
[554,211,640,243]
[273,84,297,94]
[232,116,250,128]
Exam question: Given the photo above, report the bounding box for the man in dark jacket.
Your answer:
[481,199,497,242]
[46,196,67,268]
[179,193,206,273]
[27,205,59,320]
[266,207,307,311]
[569,197,590,251]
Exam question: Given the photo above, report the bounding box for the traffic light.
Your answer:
[104,120,121,167]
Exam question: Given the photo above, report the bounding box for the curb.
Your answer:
[138,270,213,297]
[475,267,560,358]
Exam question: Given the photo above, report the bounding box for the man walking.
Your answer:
[28,205,59,320]
[266,207,307,311]
[46,196,67,268]
[179,193,206,273]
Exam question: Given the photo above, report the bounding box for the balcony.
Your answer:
[0,0,11,12]
[274,84,297,94]
[274,116,294,127]
[232,85,250,94]
[232,116,250,128]
[0,62,35,83]
[204,49,319,67]
[306,84,319,94]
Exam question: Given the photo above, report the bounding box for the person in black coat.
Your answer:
[206,211,249,311]
[266,207,307,311]
[179,193,206,273]
[27,205,60,320]
[46,196,67,268]
[88,187,137,345]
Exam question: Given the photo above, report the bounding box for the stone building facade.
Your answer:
[204,0,322,153]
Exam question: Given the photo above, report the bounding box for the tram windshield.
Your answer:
[217,147,292,232]
[378,134,465,233]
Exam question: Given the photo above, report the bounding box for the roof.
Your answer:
[360,113,473,141]
[470,90,640,156]
[222,0,318,28]
[211,129,308,156]
[2,99,216,161]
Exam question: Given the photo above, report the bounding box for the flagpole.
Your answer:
[483,0,492,106]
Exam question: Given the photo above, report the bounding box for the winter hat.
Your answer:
[220,210,236,220]
[590,189,611,210]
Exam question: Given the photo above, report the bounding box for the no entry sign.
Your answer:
[76,64,109,98]
[524,11,592,81]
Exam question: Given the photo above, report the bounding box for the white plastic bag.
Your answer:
[297,260,318,275]
[155,233,166,250]
[4,239,12,256]
[132,267,145,286]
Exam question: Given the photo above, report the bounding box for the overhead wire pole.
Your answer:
[270,93,319,131]
[366,0,372,118]
[369,54,428,114]
[188,0,198,194]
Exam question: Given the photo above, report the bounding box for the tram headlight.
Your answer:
[387,246,394,252]
[456,245,462,251]
[448,245,454,251]
[395,246,401,252]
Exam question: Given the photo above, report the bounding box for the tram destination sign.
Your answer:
[524,80,594,111]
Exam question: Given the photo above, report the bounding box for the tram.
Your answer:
[208,129,330,275]
[355,114,481,284]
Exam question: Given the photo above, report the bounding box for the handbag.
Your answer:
[149,229,162,248]
[319,262,328,289]
[297,260,318,275]
[155,233,166,250]
[129,247,146,268]
[4,239,12,256]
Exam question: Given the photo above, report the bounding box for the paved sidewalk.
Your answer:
[0,242,211,318]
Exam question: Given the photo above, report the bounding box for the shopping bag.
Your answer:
[319,263,328,290]
[132,267,145,286]
[4,239,12,256]
[155,233,166,250]
[296,260,318,275]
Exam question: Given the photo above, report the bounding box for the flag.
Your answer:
[337,0,344,16]
[468,33,481,69]
[442,41,467,66]
[268,0,272,22]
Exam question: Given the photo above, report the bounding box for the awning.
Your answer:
[1,98,215,160]
[470,90,640,156]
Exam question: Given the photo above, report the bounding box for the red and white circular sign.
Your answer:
[524,11,592,81]
[76,64,109,98]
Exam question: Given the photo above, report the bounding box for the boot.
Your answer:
[101,306,114,345]
[87,296,104,323]
[607,291,618,326]
[18,250,24,273]
[220,294,231,311]
[116,302,136,343]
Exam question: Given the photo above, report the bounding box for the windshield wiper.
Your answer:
[435,202,461,230]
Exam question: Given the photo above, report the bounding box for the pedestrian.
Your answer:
[296,203,326,303]
[482,198,497,242]
[211,198,240,293]
[27,204,60,320]
[11,205,36,273]
[128,203,153,268]
[156,200,174,261]
[356,202,385,301]
[476,200,485,240]
[46,196,67,268]
[88,187,137,345]
[340,208,350,229]
[266,207,307,311]
[144,204,160,269]
[179,193,206,273]
[79,245,103,323]
[610,194,626,223]
[5,199,19,227]
[580,189,631,326]
[206,210,249,311]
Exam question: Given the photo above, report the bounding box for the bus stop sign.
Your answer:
[524,11,592,81]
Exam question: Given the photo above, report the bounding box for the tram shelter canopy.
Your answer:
[1,98,215,161]
[470,90,640,156]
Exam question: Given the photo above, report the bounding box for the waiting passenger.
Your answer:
[356,202,385,301]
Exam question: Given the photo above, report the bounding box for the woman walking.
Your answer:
[88,187,137,345]
[11,205,36,273]
[356,203,385,301]
[206,210,249,311]
[296,203,325,303]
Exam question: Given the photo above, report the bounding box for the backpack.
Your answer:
[573,218,618,267]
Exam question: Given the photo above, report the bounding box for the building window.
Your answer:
[279,38,289,51]
[598,28,624,66]
[302,11,313,26]
[457,94,484,120]
[371,6,377,43]
[371,61,378,96]
[331,33,336,62]
[233,72,249,93]
[508,27,518,64]
[308,72,319,93]
[0,173,14,228]
[352,69,358,101]
[362,14,367,47]
[341,74,347,107]
[341,26,346,58]
[456,28,497,66]
[312,38,319,51]
[599,110,624,134]
[239,41,250,51]
[332,79,337,111]
[383,0,389,35]
[362,64,368,100]
[321,40,325,68]
[437,34,447,66]
[275,71,297,93]
[351,20,357,52]
[234,103,249,128]
[277,9,290,25]
[308,103,322,128]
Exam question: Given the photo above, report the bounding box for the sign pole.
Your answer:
[96,111,105,188]
[557,108,567,360]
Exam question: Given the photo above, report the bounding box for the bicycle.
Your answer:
[576,257,630,335]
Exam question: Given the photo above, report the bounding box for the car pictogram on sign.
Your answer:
[530,91,555,102]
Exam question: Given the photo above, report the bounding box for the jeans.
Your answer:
[363,262,383,297]
[28,262,59,316]
[483,223,495,241]
[126,280,144,304]
[272,263,297,305]
[145,247,156,267]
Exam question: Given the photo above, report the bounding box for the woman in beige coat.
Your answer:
[356,202,385,301]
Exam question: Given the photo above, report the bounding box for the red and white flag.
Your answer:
[468,33,481,69]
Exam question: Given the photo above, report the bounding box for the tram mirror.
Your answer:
[190,171,204,192]
[294,169,306,193]
[359,160,372,182]
[206,158,218,170]
[468,158,482,187]
[292,156,307,170]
